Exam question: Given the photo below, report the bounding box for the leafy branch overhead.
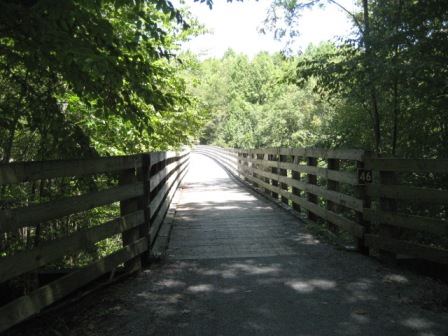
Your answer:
[0,0,203,160]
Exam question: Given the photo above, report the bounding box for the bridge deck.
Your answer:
[168,153,309,259]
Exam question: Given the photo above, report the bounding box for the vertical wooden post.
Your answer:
[238,151,243,178]
[326,158,340,234]
[307,156,318,222]
[279,154,288,206]
[271,153,279,200]
[291,155,301,213]
[138,154,151,264]
[355,151,371,254]
[379,170,398,264]
[119,167,141,273]
[252,151,259,188]
[263,153,270,195]
[148,153,161,244]
[240,151,247,181]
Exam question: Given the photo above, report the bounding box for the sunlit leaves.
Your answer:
[188,49,336,149]
[266,0,448,158]
[0,0,205,161]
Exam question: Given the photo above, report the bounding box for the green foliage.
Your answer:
[0,0,205,273]
[262,0,448,158]
[0,0,204,162]
[188,49,336,148]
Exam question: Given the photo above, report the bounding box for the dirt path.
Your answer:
[7,153,448,336]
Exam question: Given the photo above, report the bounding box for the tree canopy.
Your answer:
[261,0,448,157]
[0,0,204,162]
[187,49,336,149]
[1,0,447,161]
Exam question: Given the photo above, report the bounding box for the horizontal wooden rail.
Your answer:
[364,158,448,173]
[231,147,365,161]
[0,155,143,185]
[0,238,148,331]
[0,212,144,284]
[363,209,447,236]
[0,183,144,233]
[363,158,448,264]
[0,150,190,332]
[365,184,448,202]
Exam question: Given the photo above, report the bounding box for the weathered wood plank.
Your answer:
[239,158,357,185]
[377,170,399,264]
[119,169,142,273]
[303,148,365,161]
[0,155,143,186]
[366,184,448,202]
[364,158,448,173]
[275,184,364,238]
[240,171,275,195]
[0,238,148,333]
[355,154,371,254]
[149,151,189,167]
[150,155,189,193]
[234,147,364,161]
[291,155,301,212]
[149,164,184,219]
[278,148,306,156]
[326,158,341,233]
[0,212,144,283]
[0,183,144,233]
[240,171,364,238]
[290,193,364,238]
[250,167,363,212]
[363,209,448,235]
[149,163,188,247]
[364,234,448,264]
[0,149,192,332]
[247,148,278,155]
[279,154,289,205]
[285,163,357,185]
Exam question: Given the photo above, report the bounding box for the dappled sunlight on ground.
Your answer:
[187,284,214,293]
[89,256,444,336]
[286,279,337,293]
[383,273,410,284]
[401,315,439,334]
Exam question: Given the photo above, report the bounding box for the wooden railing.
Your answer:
[363,158,448,264]
[0,150,189,332]
[195,145,448,265]
[1,146,447,331]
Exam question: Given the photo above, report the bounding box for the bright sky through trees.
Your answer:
[180,0,355,58]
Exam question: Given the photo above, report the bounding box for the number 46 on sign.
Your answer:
[357,169,373,185]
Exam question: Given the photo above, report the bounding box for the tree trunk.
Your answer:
[391,0,403,157]
[392,78,399,157]
[363,0,382,156]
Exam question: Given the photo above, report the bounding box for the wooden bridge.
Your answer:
[1,146,447,334]
[169,152,303,260]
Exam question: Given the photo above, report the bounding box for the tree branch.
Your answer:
[327,0,363,35]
